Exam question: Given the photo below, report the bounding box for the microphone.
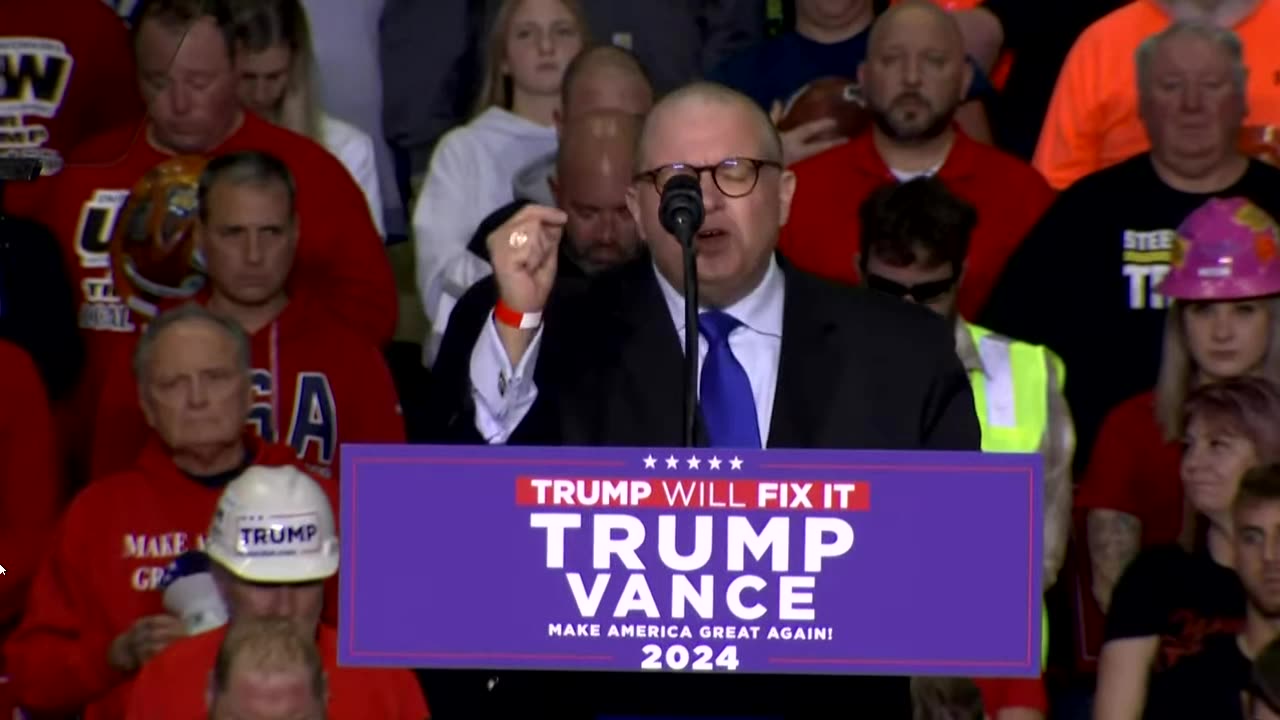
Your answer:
[659,174,705,246]
[657,174,704,449]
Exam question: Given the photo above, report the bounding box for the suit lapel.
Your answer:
[600,262,700,447]
[768,264,842,448]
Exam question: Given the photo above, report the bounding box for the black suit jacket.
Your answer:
[420,257,980,719]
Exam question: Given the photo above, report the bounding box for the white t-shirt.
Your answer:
[321,113,386,237]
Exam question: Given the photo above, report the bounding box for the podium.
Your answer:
[335,444,1043,688]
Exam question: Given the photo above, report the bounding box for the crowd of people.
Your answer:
[6,0,1280,717]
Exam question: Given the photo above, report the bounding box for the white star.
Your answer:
[666,455,679,470]
[687,455,701,470]
[643,455,657,469]
[708,456,722,470]
[729,456,743,471]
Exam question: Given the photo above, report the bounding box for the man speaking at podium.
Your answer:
[438,81,982,718]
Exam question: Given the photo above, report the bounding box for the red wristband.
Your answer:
[495,299,543,330]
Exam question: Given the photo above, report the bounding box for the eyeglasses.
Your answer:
[865,273,958,303]
[634,157,782,199]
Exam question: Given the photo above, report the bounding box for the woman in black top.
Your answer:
[1095,378,1280,719]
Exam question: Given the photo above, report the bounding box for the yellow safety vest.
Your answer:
[963,323,1062,670]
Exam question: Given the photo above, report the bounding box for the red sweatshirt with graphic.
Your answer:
[0,0,145,218]
[38,112,397,472]
[126,624,429,720]
[0,341,60,645]
[89,297,405,482]
[1,437,312,720]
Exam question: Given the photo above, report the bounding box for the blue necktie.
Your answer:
[697,310,762,448]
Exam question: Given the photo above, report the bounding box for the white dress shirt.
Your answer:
[469,257,787,445]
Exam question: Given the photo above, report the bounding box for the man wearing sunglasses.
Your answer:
[858,176,1071,720]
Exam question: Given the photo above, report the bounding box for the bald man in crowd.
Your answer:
[781,0,1052,321]
[514,44,656,207]
[427,110,645,441]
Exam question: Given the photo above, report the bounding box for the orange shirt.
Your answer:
[1033,0,1280,189]
[126,624,429,720]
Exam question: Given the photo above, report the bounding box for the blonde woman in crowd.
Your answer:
[411,0,587,367]
[228,0,386,236]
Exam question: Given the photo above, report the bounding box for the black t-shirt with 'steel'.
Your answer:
[1104,544,1246,719]
[977,155,1280,472]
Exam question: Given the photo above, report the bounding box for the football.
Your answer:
[109,155,209,319]
[1241,125,1280,167]
[777,76,873,141]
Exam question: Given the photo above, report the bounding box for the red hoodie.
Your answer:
[0,341,60,646]
[39,112,397,471]
[126,624,429,720]
[89,298,404,482]
[1,437,314,720]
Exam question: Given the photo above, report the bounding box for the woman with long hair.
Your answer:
[1078,197,1280,615]
[1093,377,1280,718]
[227,0,386,236]
[411,0,587,367]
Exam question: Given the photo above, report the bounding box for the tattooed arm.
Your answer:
[1087,509,1142,613]
[1041,353,1074,589]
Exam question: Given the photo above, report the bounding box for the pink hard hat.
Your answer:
[1158,197,1280,301]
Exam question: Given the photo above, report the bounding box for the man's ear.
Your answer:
[553,108,563,137]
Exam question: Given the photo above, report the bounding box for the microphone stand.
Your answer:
[658,175,706,449]
[677,222,699,449]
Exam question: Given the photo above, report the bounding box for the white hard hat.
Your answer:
[205,465,339,583]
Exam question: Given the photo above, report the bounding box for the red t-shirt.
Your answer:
[2,437,310,720]
[974,677,1048,716]
[0,0,144,217]
[0,341,59,643]
[89,297,404,482]
[126,624,429,720]
[779,130,1056,319]
[1071,390,1183,667]
[1075,390,1184,544]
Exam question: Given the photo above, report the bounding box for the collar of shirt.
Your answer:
[651,256,786,340]
[847,127,982,182]
[953,318,989,378]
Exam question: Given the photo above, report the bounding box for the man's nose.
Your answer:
[169,84,192,115]
[902,58,924,87]
[187,378,210,408]
[1179,84,1205,111]
[245,234,264,265]
[251,82,275,110]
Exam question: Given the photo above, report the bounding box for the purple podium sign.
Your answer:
[339,445,1042,678]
